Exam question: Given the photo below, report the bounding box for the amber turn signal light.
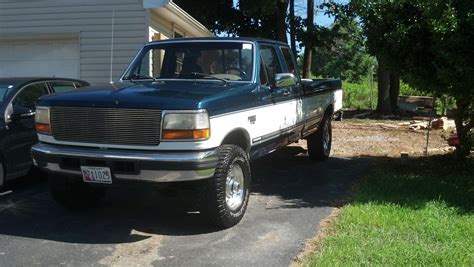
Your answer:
[35,123,51,134]
[162,129,210,140]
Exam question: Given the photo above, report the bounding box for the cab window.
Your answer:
[51,81,77,94]
[12,82,49,110]
[259,58,269,86]
[281,47,296,75]
[259,45,282,85]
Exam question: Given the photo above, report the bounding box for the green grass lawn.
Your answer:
[305,155,474,265]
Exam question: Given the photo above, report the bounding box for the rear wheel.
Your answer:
[199,145,251,228]
[307,113,332,161]
[49,174,105,210]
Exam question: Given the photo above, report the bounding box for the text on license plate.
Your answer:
[81,166,112,184]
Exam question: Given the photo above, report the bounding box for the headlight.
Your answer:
[161,110,210,140]
[35,107,51,134]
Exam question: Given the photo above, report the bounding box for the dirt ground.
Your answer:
[297,118,452,158]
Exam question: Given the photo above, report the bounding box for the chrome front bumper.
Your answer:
[31,142,217,182]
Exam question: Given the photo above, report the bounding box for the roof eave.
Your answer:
[144,0,213,37]
[166,2,213,37]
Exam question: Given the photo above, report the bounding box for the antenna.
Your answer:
[109,9,115,84]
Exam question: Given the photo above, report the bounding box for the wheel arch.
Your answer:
[220,128,251,154]
[324,104,334,117]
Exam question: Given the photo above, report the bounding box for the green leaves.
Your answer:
[349,0,474,156]
[311,19,376,82]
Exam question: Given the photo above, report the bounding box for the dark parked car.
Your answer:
[0,77,89,188]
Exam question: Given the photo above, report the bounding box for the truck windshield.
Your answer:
[123,42,254,82]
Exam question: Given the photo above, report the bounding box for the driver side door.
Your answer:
[4,82,50,177]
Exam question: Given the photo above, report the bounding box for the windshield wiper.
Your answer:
[190,72,227,85]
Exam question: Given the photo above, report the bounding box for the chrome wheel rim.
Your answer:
[323,120,331,154]
[225,162,245,211]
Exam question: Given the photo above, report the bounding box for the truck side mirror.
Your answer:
[9,105,36,122]
[274,73,297,88]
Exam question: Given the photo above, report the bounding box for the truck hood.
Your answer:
[38,80,248,110]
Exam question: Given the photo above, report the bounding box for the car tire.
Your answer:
[49,174,105,210]
[307,112,332,161]
[199,145,251,228]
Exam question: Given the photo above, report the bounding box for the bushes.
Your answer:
[342,80,444,110]
[342,80,375,109]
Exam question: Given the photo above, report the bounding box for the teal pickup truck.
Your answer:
[31,38,342,228]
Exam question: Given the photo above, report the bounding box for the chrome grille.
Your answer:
[50,107,161,146]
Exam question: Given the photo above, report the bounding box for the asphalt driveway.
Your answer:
[0,145,369,266]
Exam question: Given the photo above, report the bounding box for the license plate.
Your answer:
[81,166,112,184]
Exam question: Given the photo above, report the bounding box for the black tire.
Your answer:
[49,174,105,210]
[199,145,251,228]
[307,113,332,161]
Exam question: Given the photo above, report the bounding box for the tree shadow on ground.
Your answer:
[2,148,469,246]
[0,146,371,244]
[350,154,474,214]
[250,146,371,208]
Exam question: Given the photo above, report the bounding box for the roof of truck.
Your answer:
[148,37,288,46]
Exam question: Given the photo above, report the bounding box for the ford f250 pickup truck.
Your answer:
[31,38,342,228]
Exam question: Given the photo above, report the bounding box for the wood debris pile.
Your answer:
[398,117,456,131]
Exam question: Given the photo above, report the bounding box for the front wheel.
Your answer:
[307,113,332,161]
[199,145,251,228]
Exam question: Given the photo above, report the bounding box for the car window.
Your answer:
[51,81,77,94]
[0,84,13,104]
[281,47,296,75]
[260,45,282,85]
[73,82,85,88]
[12,82,49,110]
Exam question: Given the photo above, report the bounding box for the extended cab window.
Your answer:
[260,45,282,85]
[281,47,296,75]
[51,81,77,94]
[124,42,254,82]
[12,82,49,110]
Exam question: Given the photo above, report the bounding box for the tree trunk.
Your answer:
[389,71,400,112]
[275,0,288,43]
[289,0,297,56]
[376,57,392,114]
[302,0,314,78]
[454,98,473,159]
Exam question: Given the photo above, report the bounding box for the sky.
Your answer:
[295,0,338,27]
[232,0,349,27]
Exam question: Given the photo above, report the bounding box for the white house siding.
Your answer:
[0,0,149,83]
